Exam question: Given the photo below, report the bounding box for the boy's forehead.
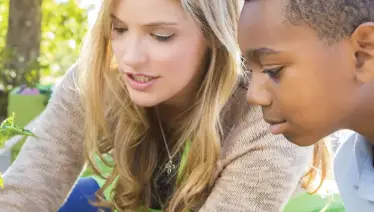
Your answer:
[239,2,326,59]
[239,1,294,48]
[240,0,288,27]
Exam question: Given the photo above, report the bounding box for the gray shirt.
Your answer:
[334,133,374,211]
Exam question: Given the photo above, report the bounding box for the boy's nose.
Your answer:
[246,75,272,106]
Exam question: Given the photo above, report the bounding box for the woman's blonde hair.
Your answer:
[302,140,330,194]
[78,0,243,211]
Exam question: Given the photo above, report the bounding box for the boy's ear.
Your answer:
[350,22,374,83]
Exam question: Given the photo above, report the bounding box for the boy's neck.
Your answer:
[349,89,374,146]
[350,113,374,146]
[364,133,374,146]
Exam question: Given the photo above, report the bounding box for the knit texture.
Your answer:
[0,65,313,212]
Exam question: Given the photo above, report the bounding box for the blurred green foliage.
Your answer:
[0,0,88,120]
[0,0,88,87]
[0,1,8,52]
[0,1,9,121]
[40,0,88,83]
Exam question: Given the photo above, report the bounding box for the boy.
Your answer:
[238,0,374,211]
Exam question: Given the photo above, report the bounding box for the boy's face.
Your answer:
[238,0,361,146]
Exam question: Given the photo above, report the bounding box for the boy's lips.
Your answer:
[264,118,288,135]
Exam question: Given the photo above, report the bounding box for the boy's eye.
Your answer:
[152,34,175,42]
[262,67,283,78]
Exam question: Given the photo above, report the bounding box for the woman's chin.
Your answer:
[128,94,163,108]
[125,89,160,108]
[131,99,160,108]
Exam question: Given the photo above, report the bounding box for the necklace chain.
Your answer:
[156,108,176,175]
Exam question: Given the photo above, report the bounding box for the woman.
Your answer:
[0,0,322,211]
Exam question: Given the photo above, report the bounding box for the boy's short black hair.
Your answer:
[285,0,374,43]
[245,0,374,43]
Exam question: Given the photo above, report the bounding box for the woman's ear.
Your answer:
[350,22,374,83]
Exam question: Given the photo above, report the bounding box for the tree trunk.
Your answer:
[0,90,7,122]
[4,0,42,86]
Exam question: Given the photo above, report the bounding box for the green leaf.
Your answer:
[0,113,36,189]
[0,112,15,128]
[0,126,35,138]
[0,113,36,148]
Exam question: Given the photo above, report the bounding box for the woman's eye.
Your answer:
[152,34,175,42]
[263,67,283,78]
[112,26,127,34]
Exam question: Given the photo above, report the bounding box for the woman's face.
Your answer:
[111,0,207,108]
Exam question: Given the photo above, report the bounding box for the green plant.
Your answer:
[0,113,36,188]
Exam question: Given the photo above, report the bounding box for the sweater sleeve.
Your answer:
[199,106,313,212]
[0,64,86,212]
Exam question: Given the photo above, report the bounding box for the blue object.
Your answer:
[58,177,110,212]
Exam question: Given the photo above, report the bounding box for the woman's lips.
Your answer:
[125,73,159,91]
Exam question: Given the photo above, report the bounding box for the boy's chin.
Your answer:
[285,133,325,147]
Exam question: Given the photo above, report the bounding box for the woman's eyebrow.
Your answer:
[110,14,177,28]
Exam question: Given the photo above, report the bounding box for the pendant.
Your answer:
[165,160,176,175]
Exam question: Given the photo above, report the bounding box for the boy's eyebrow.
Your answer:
[246,47,283,59]
[110,14,177,27]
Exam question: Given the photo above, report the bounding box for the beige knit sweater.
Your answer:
[0,65,313,212]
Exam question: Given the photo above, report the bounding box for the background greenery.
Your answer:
[0,0,89,161]
[39,0,88,83]
[0,0,88,121]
